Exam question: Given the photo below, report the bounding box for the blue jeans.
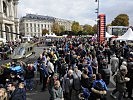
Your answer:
[26,78,34,90]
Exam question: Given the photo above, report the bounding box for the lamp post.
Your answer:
[95,0,99,17]
[95,0,100,42]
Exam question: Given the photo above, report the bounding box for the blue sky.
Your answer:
[18,0,133,26]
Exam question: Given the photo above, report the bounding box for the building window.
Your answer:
[41,24,43,28]
[30,23,32,27]
[31,28,32,32]
[26,23,28,27]
[35,28,36,32]
[27,28,29,32]
[38,24,40,28]
[34,24,36,28]
[3,1,7,16]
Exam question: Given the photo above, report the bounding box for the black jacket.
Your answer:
[10,88,25,100]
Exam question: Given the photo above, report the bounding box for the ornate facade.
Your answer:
[20,14,72,37]
[0,0,19,41]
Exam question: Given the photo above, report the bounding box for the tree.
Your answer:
[92,24,97,35]
[42,29,49,36]
[51,22,61,35]
[111,14,129,26]
[71,21,82,35]
[83,24,93,35]
[60,25,65,33]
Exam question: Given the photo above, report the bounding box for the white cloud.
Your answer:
[18,0,133,26]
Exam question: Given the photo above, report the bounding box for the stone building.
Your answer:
[20,14,72,37]
[0,0,19,42]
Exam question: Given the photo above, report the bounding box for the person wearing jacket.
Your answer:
[111,65,130,100]
[110,54,119,76]
[90,73,108,100]
[7,82,25,100]
[126,58,133,99]
[40,63,49,91]
[51,80,63,100]
[48,73,59,100]
[25,64,35,91]
[62,70,74,100]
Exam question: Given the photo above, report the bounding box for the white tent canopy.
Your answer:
[105,32,114,38]
[45,33,57,37]
[116,28,133,41]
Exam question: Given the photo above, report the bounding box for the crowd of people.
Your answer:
[0,37,133,100]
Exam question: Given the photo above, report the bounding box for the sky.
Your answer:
[18,0,133,26]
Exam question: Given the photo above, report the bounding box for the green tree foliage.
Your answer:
[71,21,82,35]
[92,24,97,34]
[42,29,49,36]
[83,24,94,35]
[51,22,61,35]
[83,24,93,35]
[60,25,65,33]
[111,14,129,26]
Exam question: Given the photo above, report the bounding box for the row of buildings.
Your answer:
[0,0,72,42]
[0,0,130,42]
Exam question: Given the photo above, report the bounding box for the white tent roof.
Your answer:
[45,33,57,37]
[116,28,133,41]
[105,32,114,38]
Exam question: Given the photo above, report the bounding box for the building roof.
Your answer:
[21,14,55,21]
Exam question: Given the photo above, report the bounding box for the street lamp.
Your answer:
[95,0,99,18]
[95,0,100,42]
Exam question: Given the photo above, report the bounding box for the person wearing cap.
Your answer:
[110,54,119,76]
[110,65,130,100]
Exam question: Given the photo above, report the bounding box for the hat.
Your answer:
[122,61,127,66]
[120,65,127,70]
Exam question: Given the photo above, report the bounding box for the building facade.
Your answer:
[107,26,129,36]
[0,0,19,41]
[20,14,72,37]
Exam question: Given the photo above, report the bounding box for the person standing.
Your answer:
[110,54,119,76]
[51,80,64,100]
[7,82,24,100]
[40,63,49,91]
[72,66,82,100]
[126,58,133,99]
[90,73,108,100]
[62,70,74,100]
[110,65,130,100]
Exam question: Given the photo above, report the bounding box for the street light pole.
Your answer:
[95,0,99,17]
[95,0,100,42]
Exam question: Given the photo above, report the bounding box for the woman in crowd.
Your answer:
[52,80,63,100]
[0,88,8,100]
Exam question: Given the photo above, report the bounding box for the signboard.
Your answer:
[98,14,106,43]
